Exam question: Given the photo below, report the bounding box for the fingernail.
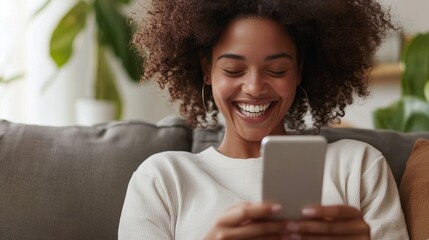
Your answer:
[286,222,299,232]
[271,204,283,212]
[302,207,316,217]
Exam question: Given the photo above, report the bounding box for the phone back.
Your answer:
[261,135,327,220]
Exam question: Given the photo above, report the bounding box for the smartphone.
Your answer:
[261,135,327,220]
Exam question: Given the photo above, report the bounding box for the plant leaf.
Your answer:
[50,1,90,68]
[119,0,131,4]
[0,74,24,84]
[405,113,429,132]
[424,81,429,101]
[93,0,141,81]
[101,0,131,5]
[373,96,429,132]
[373,100,405,131]
[95,46,122,119]
[31,0,53,19]
[400,32,429,99]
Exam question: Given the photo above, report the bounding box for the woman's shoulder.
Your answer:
[134,149,211,179]
[328,138,382,157]
[135,150,198,175]
[326,139,385,172]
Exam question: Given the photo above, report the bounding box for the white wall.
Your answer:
[0,0,178,126]
[379,0,429,34]
[341,0,429,129]
[0,0,28,122]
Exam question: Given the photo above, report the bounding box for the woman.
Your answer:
[119,0,409,239]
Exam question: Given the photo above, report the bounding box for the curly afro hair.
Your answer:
[131,0,394,130]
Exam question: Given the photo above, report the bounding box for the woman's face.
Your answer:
[203,17,301,156]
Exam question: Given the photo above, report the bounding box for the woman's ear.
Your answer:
[199,51,211,85]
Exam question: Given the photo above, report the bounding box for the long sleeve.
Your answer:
[322,140,409,239]
[118,171,173,240]
[360,156,409,239]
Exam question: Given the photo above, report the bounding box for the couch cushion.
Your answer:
[0,119,191,240]
[192,125,224,153]
[192,125,429,185]
[399,139,429,240]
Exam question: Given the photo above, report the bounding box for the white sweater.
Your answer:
[118,139,409,239]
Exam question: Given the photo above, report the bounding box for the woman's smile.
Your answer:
[233,101,277,122]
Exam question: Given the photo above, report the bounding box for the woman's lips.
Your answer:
[233,101,277,121]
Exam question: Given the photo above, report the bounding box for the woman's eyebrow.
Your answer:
[265,53,293,61]
[216,53,245,61]
[216,53,293,62]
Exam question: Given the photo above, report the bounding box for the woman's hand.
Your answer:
[284,205,370,240]
[203,202,287,240]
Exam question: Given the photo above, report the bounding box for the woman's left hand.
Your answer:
[284,205,370,240]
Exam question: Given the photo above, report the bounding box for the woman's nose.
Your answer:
[242,72,268,96]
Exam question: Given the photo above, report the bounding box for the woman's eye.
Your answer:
[268,70,287,77]
[223,69,244,76]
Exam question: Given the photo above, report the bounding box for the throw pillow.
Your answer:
[399,138,429,240]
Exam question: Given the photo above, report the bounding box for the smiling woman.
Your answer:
[118,0,408,239]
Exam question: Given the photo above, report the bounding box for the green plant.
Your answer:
[38,0,142,119]
[373,32,429,132]
[0,74,24,84]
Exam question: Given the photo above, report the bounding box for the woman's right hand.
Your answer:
[203,202,286,240]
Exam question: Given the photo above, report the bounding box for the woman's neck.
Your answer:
[217,138,262,159]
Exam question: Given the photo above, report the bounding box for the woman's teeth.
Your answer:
[237,103,271,117]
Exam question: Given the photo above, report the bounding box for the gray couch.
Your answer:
[1,115,428,240]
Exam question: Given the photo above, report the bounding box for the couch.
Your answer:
[1,115,428,240]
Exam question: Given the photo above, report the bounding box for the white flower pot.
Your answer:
[75,98,116,126]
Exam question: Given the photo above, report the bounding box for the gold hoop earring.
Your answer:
[298,85,310,106]
[202,81,209,113]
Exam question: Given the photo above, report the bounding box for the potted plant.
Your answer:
[37,0,142,122]
[373,32,429,132]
